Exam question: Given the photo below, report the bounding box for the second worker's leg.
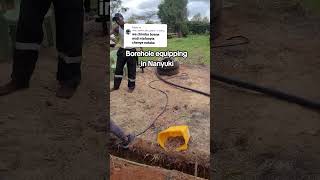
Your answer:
[0,0,52,96]
[127,53,137,92]
[113,48,127,90]
[53,0,84,99]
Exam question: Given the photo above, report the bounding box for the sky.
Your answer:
[120,0,210,22]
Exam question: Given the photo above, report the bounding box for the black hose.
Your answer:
[212,73,320,110]
[155,70,211,97]
[212,36,250,48]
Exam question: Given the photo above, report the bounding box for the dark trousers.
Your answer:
[114,48,137,89]
[11,0,84,88]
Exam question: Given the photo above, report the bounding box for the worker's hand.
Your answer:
[110,26,120,36]
[121,133,135,149]
[109,29,114,35]
[110,34,116,41]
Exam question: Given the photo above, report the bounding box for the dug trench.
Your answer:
[109,138,210,179]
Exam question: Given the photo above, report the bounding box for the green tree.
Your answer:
[191,13,202,22]
[127,16,137,24]
[145,20,154,24]
[191,13,210,23]
[130,11,157,23]
[202,16,210,23]
[158,0,188,37]
[110,0,128,19]
[110,0,129,31]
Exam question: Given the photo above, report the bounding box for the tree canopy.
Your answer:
[110,0,128,17]
[158,0,188,37]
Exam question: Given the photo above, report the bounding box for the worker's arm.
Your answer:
[110,119,135,149]
[110,119,127,141]
[110,26,119,35]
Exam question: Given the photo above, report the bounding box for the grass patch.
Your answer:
[139,35,210,65]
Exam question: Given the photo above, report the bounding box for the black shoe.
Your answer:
[128,87,135,93]
[0,81,29,96]
[56,83,78,99]
[110,87,119,92]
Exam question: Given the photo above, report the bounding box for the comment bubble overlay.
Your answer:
[124,24,167,48]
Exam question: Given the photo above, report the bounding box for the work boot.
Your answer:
[110,87,119,92]
[128,86,135,93]
[0,81,29,96]
[56,82,78,99]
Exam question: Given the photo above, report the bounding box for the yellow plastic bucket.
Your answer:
[157,125,190,151]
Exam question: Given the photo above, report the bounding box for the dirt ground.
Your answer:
[0,21,107,179]
[110,155,205,180]
[212,0,320,179]
[110,64,210,166]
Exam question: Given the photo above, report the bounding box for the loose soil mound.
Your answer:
[165,136,185,151]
